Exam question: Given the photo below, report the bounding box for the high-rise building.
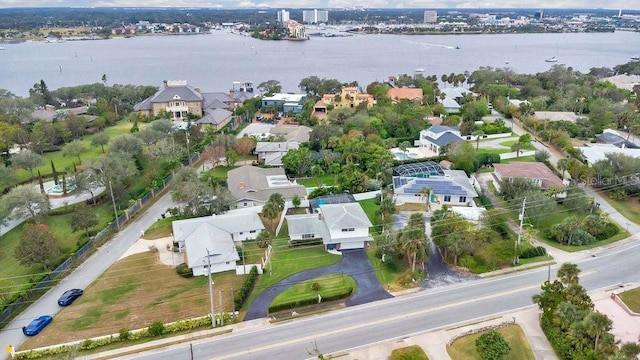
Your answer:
[277,9,290,23]
[534,10,544,19]
[303,9,329,24]
[423,10,438,24]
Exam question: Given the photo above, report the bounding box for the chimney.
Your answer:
[163,80,168,88]
[318,212,323,221]
[239,181,245,189]
[229,89,235,99]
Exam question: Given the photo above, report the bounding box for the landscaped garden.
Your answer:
[447,324,535,360]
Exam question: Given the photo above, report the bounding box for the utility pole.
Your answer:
[108,180,119,229]
[514,197,526,265]
[206,249,215,328]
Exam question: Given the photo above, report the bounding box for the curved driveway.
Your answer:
[244,249,392,320]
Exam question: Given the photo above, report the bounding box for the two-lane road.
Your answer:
[116,234,640,360]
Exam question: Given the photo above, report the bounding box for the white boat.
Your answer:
[0,47,5,50]
[632,56,640,61]
[415,68,425,73]
[545,56,558,63]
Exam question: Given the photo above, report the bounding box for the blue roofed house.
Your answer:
[392,161,478,206]
[171,212,265,276]
[417,125,464,155]
[261,93,307,114]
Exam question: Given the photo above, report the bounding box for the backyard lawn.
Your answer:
[447,324,535,360]
[603,196,640,225]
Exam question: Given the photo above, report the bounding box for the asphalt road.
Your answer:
[114,233,640,360]
[1,190,177,350]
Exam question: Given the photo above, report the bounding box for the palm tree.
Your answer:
[583,311,613,351]
[400,212,428,272]
[511,133,532,158]
[557,158,570,179]
[557,263,580,286]
[472,130,484,150]
[419,186,432,212]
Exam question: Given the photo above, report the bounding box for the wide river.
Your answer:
[1,30,639,97]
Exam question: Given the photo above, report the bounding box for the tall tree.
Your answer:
[583,311,613,352]
[0,185,50,223]
[10,149,43,179]
[14,223,60,270]
[510,133,532,158]
[61,139,87,164]
[399,212,428,272]
[108,134,143,158]
[91,132,109,153]
[69,204,99,239]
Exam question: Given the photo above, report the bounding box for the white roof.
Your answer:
[319,203,372,230]
[262,93,306,102]
[578,144,640,165]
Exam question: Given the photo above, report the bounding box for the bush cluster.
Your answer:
[175,262,193,278]
[14,316,213,359]
[268,288,353,314]
[234,266,258,310]
[519,246,547,259]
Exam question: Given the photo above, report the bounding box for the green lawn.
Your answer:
[618,287,640,313]
[447,324,535,360]
[14,119,136,183]
[389,345,429,360]
[499,140,536,150]
[358,198,379,226]
[296,174,336,187]
[0,203,114,307]
[500,155,536,163]
[603,197,640,225]
[477,148,511,155]
[269,274,356,310]
[366,247,405,292]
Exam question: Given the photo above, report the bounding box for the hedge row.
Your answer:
[233,266,258,310]
[268,287,353,314]
[15,316,214,359]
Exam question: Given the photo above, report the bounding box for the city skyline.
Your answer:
[1,0,640,11]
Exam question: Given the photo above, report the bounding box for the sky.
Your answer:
[0,0,639,10]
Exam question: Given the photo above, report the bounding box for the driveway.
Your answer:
[244,249,392,320]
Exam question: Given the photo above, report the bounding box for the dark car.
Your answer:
[57,288,83,306]
[22,315,52,336]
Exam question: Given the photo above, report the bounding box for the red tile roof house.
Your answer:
[493,162,566,191]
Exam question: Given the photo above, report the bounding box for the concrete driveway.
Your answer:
[244,249,392,320]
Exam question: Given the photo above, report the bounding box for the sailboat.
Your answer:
[546,44,559,62]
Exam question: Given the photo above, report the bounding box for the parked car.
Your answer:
[57,288,84,306]
[22,315,52,336]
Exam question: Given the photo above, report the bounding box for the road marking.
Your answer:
[213,283,542,359]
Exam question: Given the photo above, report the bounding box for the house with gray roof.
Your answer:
[133,81,252,127]
[227,165,307,208]
[255,141,300,167]
[417,125,464,155]
[197,108,233,130]
[171,212,264,276]
[287,202,372,251]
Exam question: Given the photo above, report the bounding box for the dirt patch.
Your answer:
[20,252,244,351]
[396,203,428,212]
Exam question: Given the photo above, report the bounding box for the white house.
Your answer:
[171,212,265,276]
[287,202,372,251]
[417,125,464,155]
[393,169,478,206]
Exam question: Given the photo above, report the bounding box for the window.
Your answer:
[243,202,248,207]
[250,230,256,234]
[174,101,180,107]
[341,228,355,232]
[459,196,466,203]
[239,232,243,235]
[302,233,315,239]
[444,195,451,202]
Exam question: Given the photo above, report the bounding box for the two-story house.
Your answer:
[417,125,464,155]
[261,93,307,114]
[254,141,300,167]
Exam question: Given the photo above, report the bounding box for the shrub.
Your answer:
[519,246,547,259]
[311,282,320,291]
[596,222,619,240]
[475,330,511,360]
[383,256,398,272]
[571,230,597,246]
[175,263,193,278]
[118,327,130,341]
[148,321,165,336]
[234,266,259,310]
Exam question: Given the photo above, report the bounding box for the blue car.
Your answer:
[57,288,84,306]
[22,315,52,336]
